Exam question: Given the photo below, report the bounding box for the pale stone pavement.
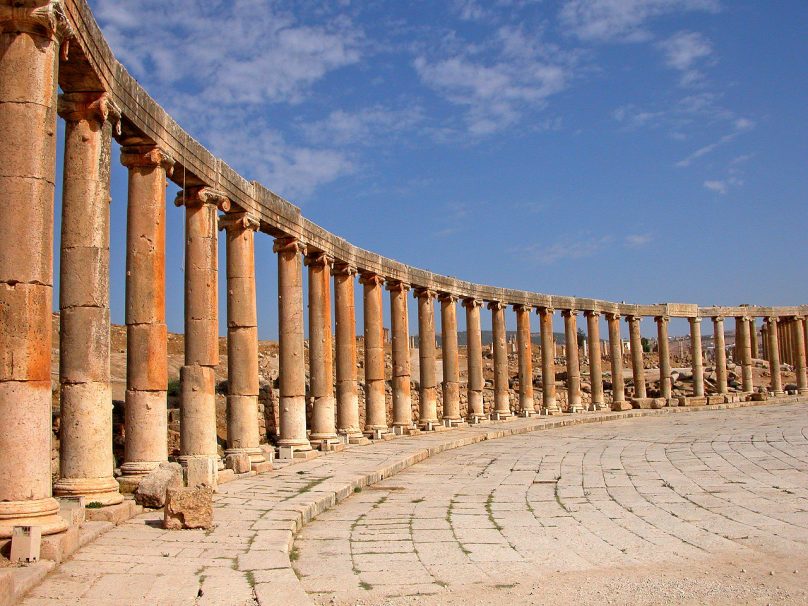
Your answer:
[18,400,808,606]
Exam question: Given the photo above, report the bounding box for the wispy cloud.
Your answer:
[658,31,714,86]
[625,233,653,247]
[301,106,424,147]
[676,117,754,167]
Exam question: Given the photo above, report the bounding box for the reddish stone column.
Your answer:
[713,317,728,395]
[175,187,229,471]
[489,301,511,419]
[689,317,704,397]
[0,3,71,538]
[750,320,759,359]
[607,313,628,410]
[627,315,646,400]
[415,288,438,428]
[766,317,783,396]
[585,311,605,410]
[655,316,672,400]
[221,213,265,465]
[515,305,534,415]
[538,307,560,415]
[118,144,173,488]
[53,92,122,506]
[562,310,582,412]
[274,236,311,451]
[333,263,362,441]
[387,280,412,429]
[463,298,486,421]
[440,294,461,424]
[360,272,387,435]
[794,317,808,395]
[735,316,754,393]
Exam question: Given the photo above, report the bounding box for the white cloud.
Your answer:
[523,234,615,265]
[301,106,424,147]
[676,118,754,167]
[704,180,728,194]
[658,31,713,86]
[625,233,652,247]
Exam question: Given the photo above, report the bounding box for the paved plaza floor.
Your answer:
[18,401,808,605]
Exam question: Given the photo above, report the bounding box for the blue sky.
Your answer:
[60,0,808,339]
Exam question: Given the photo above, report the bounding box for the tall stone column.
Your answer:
[761,323,768,359]
[689,317,704,397]
[515,305,534,415]
[360,272,387,435]
[415,288,438,428]
[175,187,229,471]
[713,317,728,395]
[220,213,265,465]
[274,236,311,452]
[463,298,486,420]
[585,311,604,410]
[735,317,754,393]
[655,316,672,401]
[794,317,808,395]
[440,294,461,423]
[0,3,72,538]
[333,263,362,440]
[118,143,173,487]
[766,317,783,395]
[626,316,646,400]
[53,92,122,506]
[538,307,560,414]
[750,320,759,358]
[489,301,511,419]
[562,310,582,412]
[305,251,338,447]
[387,280,412,429]
[607,313,628,410]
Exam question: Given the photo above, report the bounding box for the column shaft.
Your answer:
[416,289,438,426]
[333,264,361,438]
[440,295,460,421]
[464,299,486,420]
[586,312,604,410]
[794,317,808,394]
[690,318,704,397]
[656,316,672,400]
[736,317,754,392]
[766,317,783,395]
[713,317,727,395]
[515,305,534,414]
[750,321,759,358]
[360,273,386,433]
[607,314,628,410]
[627,316,646,399]
[490,302,511,418]
[562,310,582,412]
[387,281,412,428]
[539,307,560,414]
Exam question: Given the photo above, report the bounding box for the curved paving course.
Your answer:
[17,399,806,606]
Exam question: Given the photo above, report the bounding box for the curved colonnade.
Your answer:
[1,0,807,540]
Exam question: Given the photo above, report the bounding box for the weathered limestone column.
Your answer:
[387,280,412,430]
[305,251,338,447]
[175,187,229,470]
[538,307,560,415]
[53,92,122,506]
[750,319,759,358]
[515,305,534,414]
[735,317,754,393]
[415,288,438,428]
[655,316,672,400]
[0,0,72,538]
[627,316,646,400]
[713,317,728,395]
[463,298,487,421]
[273,236,311,452]
[220,213,265,465]
[360,272,387,435]
[562,310,582,412]
[333,263,362,440]
[689,317,704,397]
[794,317,808,395]
[607,313,629,410]
[489,301,511,419]
[761,323,768,359]
[440,294,461,424]
[118,143,174,487]
[766,317,783,395]
[585,311,605,410]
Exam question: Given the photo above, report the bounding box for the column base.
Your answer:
[490,411,512,421]
[542,404,561,415]
[277,437,312,452]
[610,400,632,411]
[588,402,605,411]
[53,476,123,507]
[798,388,808,395]
[566,403,583,413]
[0,498,69,539]
[224,447,266,465]
[419,418,439,430]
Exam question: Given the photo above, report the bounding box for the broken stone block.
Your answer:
[134,462,183,508]
[224,452,251,474]
[185,457,217,489]
[163,486,214,530]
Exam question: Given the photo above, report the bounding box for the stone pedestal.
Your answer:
[416,288,438,428]
[766,317,783,396]
[586,311,605,410]
[627,316,646,399]
[440,294,461,422]
[713,317,728,395]
[489,302,511,419]
[463,299,486,421]
[656,316,672,400]
[689,317,704,397]
[562,310,582,412]
[515,305,535,414]
[360,273,387,434]
[333,263,362,440]
[539,307,560,414]
[387,281,412,428]
[607,313,628,410]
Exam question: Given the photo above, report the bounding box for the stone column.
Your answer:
[655,316,672,400]
[735,317,754,393]
[626,316,646,400]
[333,263,362,440]
[53,92,122,506]
[118,143,174,487]
[794,317,808,395]
[220,213,265,465]
[274,236,311,452]
[489,301,511,419]
[761,323,768,359]
[387,280,412,430]
[440,294,461,424]
[305,251,338,447]
[607,313,628,410]
[463,298,487,421]
[515,305,534,415]
[360,272,387,435]
[689,317,704,397]
[0,0,72,538]
[415,288,438,428]
[766,317,783,395]
[713,317,728,395]
[562,310,582,412]
[175,187,229,471]
[585,311,605,410]
[538,307,560,415]
[750,320,759,358]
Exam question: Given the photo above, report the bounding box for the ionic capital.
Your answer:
[413,287,436,300]
[120,144,175,176]
[303,250,333,269]
[625,314,641,323]
[765,316,778,326]
[689,316,702,325]
[359,271,384,287]
[513,304,531,313]
[462,297,482,310]
[438,292,457,304]
[584,310,600,318]
[0,1,74,49]
[219,212,259,233]
[58,92,121,134]
[654,315,669,324]
[561,309,577,318]
[605,312,620,321]
[174,186,230,211]
[487,301,505,312]
[537,306,554,316]
[384,279,410,293]
[332,262,357,277]
[273,236,306,256]
[713,315,725,323]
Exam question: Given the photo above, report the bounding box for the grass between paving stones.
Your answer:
[244,570,256,588]
[297,476,329,494]
[359,581,373,590]
[485,493,503,531]
[447,495,472,556]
